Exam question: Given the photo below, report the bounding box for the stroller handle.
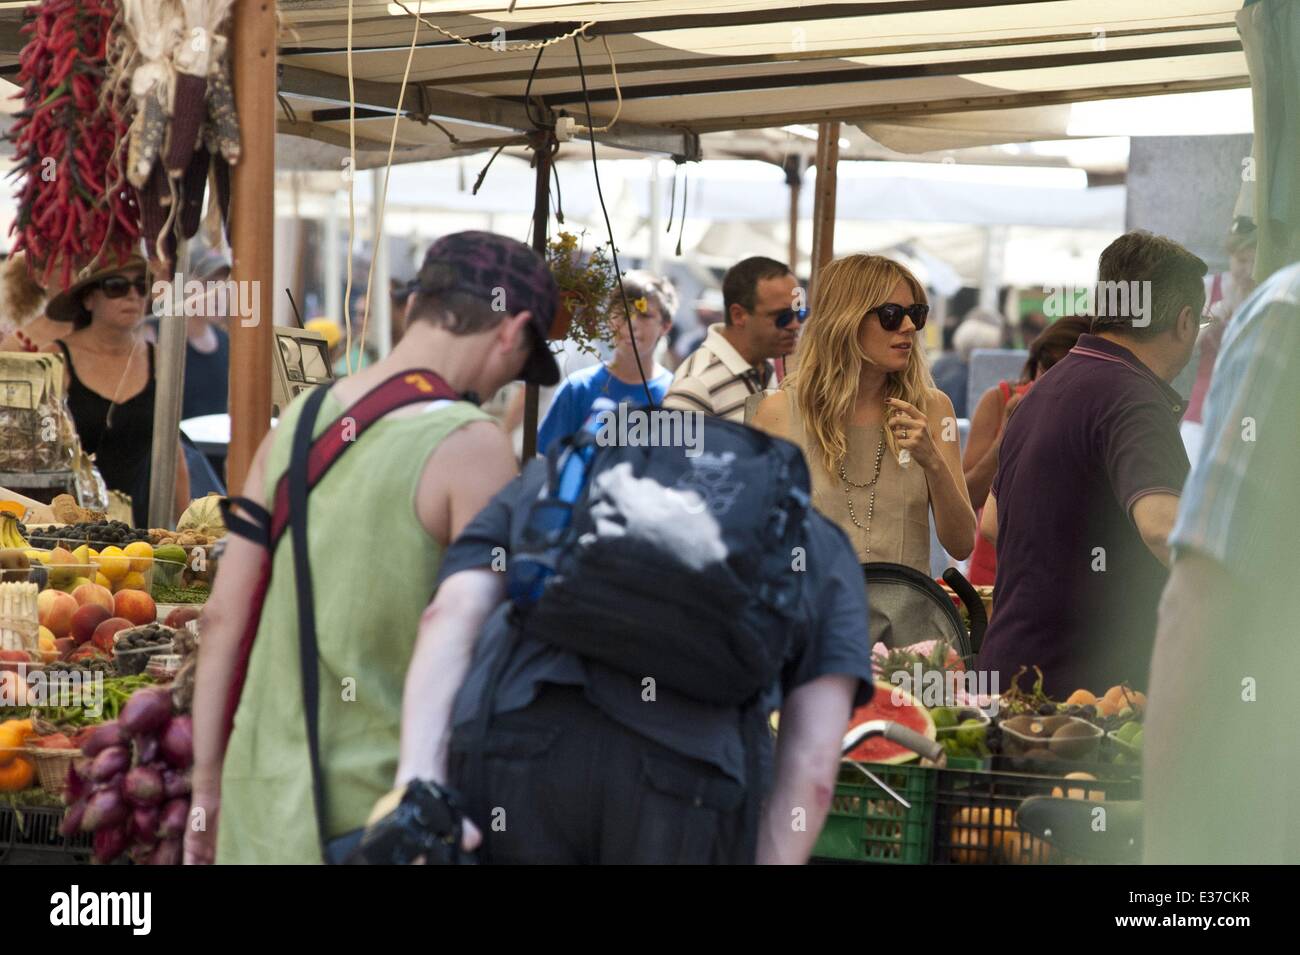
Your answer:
[943,567,988,655]
[842,719,943,762]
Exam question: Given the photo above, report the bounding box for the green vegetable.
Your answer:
[152,583,210,604]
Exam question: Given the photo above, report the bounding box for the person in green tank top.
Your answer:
[184,233,560,864]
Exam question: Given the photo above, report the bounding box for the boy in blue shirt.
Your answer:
[537,271,676,456]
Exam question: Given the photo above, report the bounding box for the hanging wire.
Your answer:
[573,36,653,407]
[665,164,678,235]
[676,169,688,257]
[551,162,565,224]
[472,145,506,195]
[389,0,593,52]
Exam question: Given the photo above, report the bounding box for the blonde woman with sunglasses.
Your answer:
[753,254,975,569]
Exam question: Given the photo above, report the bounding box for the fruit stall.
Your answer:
[811,641,1146,865]
[0,494,214,864]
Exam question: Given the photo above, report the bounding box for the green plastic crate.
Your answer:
[813,762,935,864]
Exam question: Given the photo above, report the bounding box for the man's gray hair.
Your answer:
[953,317,1004,361]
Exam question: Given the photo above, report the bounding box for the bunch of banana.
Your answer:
[0,514,29,549]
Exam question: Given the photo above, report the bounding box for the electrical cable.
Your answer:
[573,36,653,407]
[676,169,688,257]
[342,0,358,374]
[389,1,593,53]
[666,165,678,235]
[523,46,550,130]
[356,2,426,366]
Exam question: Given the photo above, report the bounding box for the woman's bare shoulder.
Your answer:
[751,389,790,436]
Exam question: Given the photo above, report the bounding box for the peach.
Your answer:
[91,617,133,654]
[37,589,78,639]
[72,582,115,614]
[163,606,202,630]
[70,603,113,646]
[113,589,157,627]
[53,637,76,660]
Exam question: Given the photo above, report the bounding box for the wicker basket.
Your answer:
[26,746,82,795]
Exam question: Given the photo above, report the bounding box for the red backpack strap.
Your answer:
[997,379,1013,404]
[266,370,462,548]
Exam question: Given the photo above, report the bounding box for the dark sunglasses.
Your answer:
[773,306,808,329]
[872,302,929,331]
[98,275,149,298]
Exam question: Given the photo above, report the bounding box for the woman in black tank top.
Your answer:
[43,256,190,526]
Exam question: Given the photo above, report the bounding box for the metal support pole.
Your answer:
[325,189,342,322]
[147,242,189,528]
[370,168,392,358]
[783,154,804,274]
[520,133,554,461]
[649,158,662,274]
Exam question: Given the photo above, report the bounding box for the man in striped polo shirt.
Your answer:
[663,256,803,421]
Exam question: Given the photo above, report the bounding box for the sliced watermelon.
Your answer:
[844,681,936,764]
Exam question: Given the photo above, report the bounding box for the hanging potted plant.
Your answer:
[547,231,620,356]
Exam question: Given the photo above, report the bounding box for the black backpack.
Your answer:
[512,412,812,705]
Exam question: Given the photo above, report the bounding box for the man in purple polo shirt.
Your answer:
[977,232,1206,698]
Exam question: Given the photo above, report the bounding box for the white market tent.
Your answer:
[267,0,1248,166]
[0,0,1262,488]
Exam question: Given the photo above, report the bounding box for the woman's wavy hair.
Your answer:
[785,254,933,476]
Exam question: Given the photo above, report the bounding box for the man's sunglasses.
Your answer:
[774,306,808,329]
[97,275,149,298]
[872,302,930,331]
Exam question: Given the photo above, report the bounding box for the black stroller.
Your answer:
[862,562,989,660]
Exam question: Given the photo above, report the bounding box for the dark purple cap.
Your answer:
[412,231,559,386]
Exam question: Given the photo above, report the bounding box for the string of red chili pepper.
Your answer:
[7,0,139,290]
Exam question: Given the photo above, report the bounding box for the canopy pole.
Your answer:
[520,132,554,461]
[370,168,392,358]
[784,154,803,273]
[809,121,840,309]
[226,0,277,494]
[146,241,189,528]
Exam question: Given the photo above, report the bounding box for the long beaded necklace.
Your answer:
[838,429,886,554]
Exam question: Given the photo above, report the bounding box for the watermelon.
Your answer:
[843,681,936,764]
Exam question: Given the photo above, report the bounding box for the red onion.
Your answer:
[64,762,88,803]
[124,765,163,807]
[162,769,191,799]
[81,721,125,757]
[130,805,161,843]
[82,788,128,832]
[157,797,191,839]
[136,734,161,765]
[90,745,130,782]
[119,687,173,737]
[93,825,128,864]
[60,802,86,838]
[148,839,182,866]
[160,715,193,769]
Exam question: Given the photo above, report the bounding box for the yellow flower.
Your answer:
[633,296,649,314]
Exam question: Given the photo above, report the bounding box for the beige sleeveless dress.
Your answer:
[787,390,932,572]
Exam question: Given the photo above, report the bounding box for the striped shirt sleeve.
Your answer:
[1170,294,1300,566]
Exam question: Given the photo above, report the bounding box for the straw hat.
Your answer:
[44,251,150,324]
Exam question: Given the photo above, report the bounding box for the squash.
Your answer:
[0,718,34,767]
[176,494,226,538]
[0,755,34,792]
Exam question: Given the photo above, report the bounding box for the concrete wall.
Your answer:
[1126,134,1254,274]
